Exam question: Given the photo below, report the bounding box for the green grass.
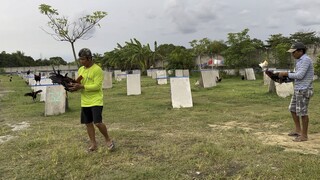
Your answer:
[1,74,320,179]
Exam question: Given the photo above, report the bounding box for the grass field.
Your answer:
[1,73,320,179]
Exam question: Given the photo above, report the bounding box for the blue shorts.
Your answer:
[289,89,313,116]
[81,106,103,124]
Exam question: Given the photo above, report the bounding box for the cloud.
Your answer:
[239,9,249,15]
[145,9,157,19]
[295,10,320,26]
[165,0,221,34]
[265,16,281,29]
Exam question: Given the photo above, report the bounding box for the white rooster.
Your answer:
[259,60,268,69]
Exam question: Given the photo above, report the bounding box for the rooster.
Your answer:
[265,69,293,84]
[216,76,222,83]
[34,73,41,85]
[49,66,82,91]
[259,60,268,69]
[24,90,42,101]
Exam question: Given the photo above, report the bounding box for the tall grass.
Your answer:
[1,74,320,179]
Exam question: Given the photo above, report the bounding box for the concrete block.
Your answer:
[183,69,190,77]
[200,70,216,88]
[45,85,66,116]
[151,69,158,79]
[175,69,183,77]
[127,74,141,95]
[170,77,193,108]
[103,71,113,89]
[156,70,167,85]
[245,68,256,80]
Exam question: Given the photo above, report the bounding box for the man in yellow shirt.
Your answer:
[69,48,114,151]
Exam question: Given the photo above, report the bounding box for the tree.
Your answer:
[0,51,35,67]
[223,28,261,68]
[49,57,67,65]
[157,44,177,68]
[290,31,320,56]
[266,34,291,67]
[273,43,292,68]
[166,46,194,70]
[39,4,107,67]
[93,53,103,67]
[314,55,320,77]
[207,40,228,59]
[189,38,211,69]
[290,31,320,45]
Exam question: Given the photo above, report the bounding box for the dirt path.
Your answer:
[209,121,320,155]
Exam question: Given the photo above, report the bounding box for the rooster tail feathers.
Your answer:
[24,93,32,96]
[35,90,43,94]
[52,65,57,74]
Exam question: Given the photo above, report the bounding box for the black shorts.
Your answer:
[81,106,103,124]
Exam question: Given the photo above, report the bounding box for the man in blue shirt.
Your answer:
[279,42,314,142]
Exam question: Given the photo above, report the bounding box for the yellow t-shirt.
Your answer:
[78,64,103,107]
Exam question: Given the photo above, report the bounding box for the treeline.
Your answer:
[100,29,320,71]
[2,29,320,74]
[0,51,69,67]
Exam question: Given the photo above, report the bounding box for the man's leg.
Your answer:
[95,123,113,147]
[301,115,309,139]
[290,111,301,134]
[86,123,97,150]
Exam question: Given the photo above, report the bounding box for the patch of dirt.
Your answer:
[0,135,15,144]
[209,121,320,155]
[7,122,30,131]
[0,122,30,144]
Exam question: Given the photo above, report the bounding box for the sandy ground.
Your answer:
[0,122,30,144]
[209,121,320,155]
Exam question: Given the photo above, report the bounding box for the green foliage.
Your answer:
[290,31,320,45]
[0,51,67,67]
[0,51,35,67]
[102,38,152,72]
[273,43,292,68]
[223,28,263,68]
[314,55,320,76]
[166,46,194,70]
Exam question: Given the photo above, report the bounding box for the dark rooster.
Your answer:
[49,66,83,91]
[216,76,222,83]
[34,73,41,85]
[24,90,42,101]
[27,70,30,75]
[265,69,293,84]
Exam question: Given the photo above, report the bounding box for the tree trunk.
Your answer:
[70,42,80,67]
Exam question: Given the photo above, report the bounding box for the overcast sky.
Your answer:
[1,0,320,62]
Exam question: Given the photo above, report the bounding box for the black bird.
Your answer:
[24,90,42,101]
[27,70,30,75]
[241,75,245,80]
[216,76,222,83]
[9,76,12,82]
[49,66,82,91]
[34,73,41,85]
[265,69,293,84]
